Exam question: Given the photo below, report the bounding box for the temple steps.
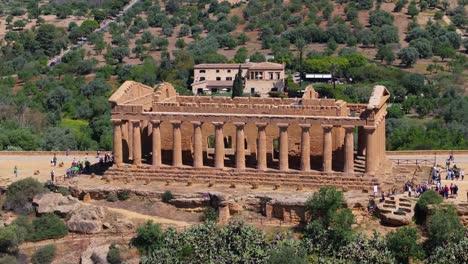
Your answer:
[103,165,380,191]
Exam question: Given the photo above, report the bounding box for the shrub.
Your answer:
[426,235,468,263]
[162,191,173,203]
[201,207,218,223]
[11,215,34,241]
[269,241,308,264]
[5,178,47,214]
[131,221,165,254]
[31,214,68,241]
[31,244,56,264]
[56,187,70,196]
[304,186,345,227]
[414,190,443,225]
[107,243,122,264]
[426,205,464,251]
[117,190,130,201]
[0,225,26,254]
[386,227,424,264]
[107,193,118,202]
[0,255,18,264]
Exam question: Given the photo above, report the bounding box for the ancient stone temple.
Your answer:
[106,81,392,190]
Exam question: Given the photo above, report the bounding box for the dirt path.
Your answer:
[103,205,196,228]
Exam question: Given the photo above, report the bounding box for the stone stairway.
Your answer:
[103,165,381,191]
[377,194,416,226]
[354,155,366,174]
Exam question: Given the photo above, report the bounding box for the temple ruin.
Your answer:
[106,81,392,190]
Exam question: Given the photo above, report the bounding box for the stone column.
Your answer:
[277,123,289,171]
[131,120,142,165]
[365,126,377,175]
[234,122,246,170]
[322,125,333,173]
[121,120,128,162]
[343,125,355,174]
[192,121,203,168]
[171,121,182,167]
[151,120,161,168]
[299,124,311,172]
[128,120,134,160]
[256,123,268,171]
[213,122,225,169]
[112,119,123,165]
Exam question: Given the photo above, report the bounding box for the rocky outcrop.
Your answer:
[376,195,416,227]
[66,205,134,234]
[33,193,81,216]
[81,242,110,264]
[67,206,106,234]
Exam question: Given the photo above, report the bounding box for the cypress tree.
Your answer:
[231,65,243,98]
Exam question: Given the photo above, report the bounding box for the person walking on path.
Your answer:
[13,166,18,177]
[66,148,70,156]
[50,170,55,183]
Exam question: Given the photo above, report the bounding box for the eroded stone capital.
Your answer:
[233,122,246,128]
[342,125,355,132]
[212,122,224,128]
[130,120,141,126]
[299,124,311,130]
[170,120,182,127]
[363,125,376,132]
[111,119,122,125]
[256,122,268,129]
[277,123,289,129]
[191,121,203,127]
[150,120,161,126]
[321,124,333,132]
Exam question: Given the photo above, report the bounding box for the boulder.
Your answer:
[33,193,81,216]
[67,206,106,234]
[81,243,110,264]
[379,212,412,227]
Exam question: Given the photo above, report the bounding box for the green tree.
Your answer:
[398,47,419,67]
[0,225,26,254]
[414,190,443,224]
[305,186,345,228]
[5,178,46,214]
[376,45,395,65]
[105,47,129,65]
[427,235,468,264]
[234,47,248,63]
[6,15,13,25]
[13,20,26,30]
[131,221,166,254]
[35,24,68,57]
[269,241,308,264]
[408,2,419,18]
[31,214,68,241]
[232,65,244,98]
[249,52,266,62]
[394,0,408,12]
[410,38,433,58]
[386,227,424,263]
[31,244,56,264]
[426,205,464,250]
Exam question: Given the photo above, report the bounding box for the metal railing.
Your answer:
[390,158,435,166]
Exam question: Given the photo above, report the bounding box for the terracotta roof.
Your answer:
[194,62,283,70]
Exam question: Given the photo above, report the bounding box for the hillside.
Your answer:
[0,0,466,152]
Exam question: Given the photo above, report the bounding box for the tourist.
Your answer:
[373,185,378,198]
[53,154,57,167]
[449,152,454,161]
[50,170,55,183]
[450,183,454,195]
[444,185,449,199]
[66,148,70,156]
[461,169,464,181]
[453,184,459,198]
[408,185,412,197]
[96,150,101,158]
[13,166,18,177]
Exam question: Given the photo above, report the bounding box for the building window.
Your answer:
[227,70,231,73]
[276,72,281,79]
[200,77,205,81]
[269,72,274,79]
[216,70,220,73]
[199,70,206,73]
[226,77,232,81]
[250,88,255,94]
[216,77,221,81]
